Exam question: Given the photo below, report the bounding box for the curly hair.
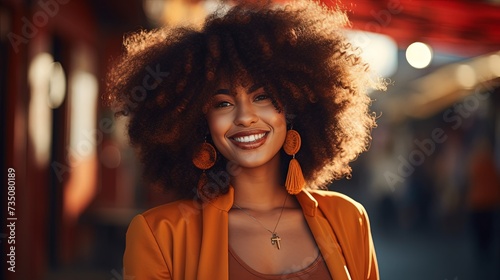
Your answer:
[105,0,383,200]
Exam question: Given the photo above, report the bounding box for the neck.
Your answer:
[231,153,287,210]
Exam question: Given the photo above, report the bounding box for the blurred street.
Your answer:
[373,222,499,280]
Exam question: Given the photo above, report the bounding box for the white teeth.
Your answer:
[233,133,266,143]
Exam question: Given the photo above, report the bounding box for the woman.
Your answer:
[106,0,383,279]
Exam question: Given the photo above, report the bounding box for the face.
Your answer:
[205,82,287,169]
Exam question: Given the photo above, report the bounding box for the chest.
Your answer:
[228,208,320,275]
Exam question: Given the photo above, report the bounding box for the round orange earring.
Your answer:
[283,129,305,195]
[193,141,217,199]
[193,142,217,170]
[283,129,301,156]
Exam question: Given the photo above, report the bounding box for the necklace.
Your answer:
[232,194,288,250]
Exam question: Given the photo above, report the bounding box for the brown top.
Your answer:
[229,247,332,280]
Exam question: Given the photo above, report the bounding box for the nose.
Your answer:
[234,99,258,127]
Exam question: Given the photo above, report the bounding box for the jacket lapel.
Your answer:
[197,187,234,280]
[296,190,352,280]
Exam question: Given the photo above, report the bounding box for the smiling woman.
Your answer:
[105,0,384,279]
[206,83,287,170]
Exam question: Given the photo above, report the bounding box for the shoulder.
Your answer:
[304,189,371,232]
[136,199,203,230]
[304,190,374,248]
[307,189,366,216]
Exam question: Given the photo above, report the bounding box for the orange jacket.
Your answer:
[123,187,378,280]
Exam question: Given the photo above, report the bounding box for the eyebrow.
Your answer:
[215,84,263,96]
[215,89,231,95]
[249,84,263,93]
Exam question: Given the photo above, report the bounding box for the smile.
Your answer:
[228,131,269,150]
[232,133,267,143]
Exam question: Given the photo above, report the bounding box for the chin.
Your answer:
[232,153,280,169]
[232,159,268,169]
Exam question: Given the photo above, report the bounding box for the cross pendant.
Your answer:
[271,233,281,250]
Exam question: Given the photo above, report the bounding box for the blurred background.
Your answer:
[1,0,500,279]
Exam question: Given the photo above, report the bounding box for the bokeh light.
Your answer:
[488,53,500,77]
[48,62,67,109]
[406,42,433,69]
[455,64,477,89]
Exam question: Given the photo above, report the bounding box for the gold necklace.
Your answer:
[232,194,288,250]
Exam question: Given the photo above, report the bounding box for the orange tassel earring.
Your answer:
[192,141,217,198]
[283,129,305,195]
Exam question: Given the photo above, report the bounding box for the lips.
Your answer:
[228,130,269,150]
[232,133,266,143]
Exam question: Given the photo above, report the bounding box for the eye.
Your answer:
[215,101,232,108]
[209,93,234,109]
[254,94,270,102]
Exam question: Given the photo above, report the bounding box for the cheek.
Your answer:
[206,113,231,142]
[277,116,288,144]
[268,110,287,131]
[275,120,287,145]
[264,110,287,143]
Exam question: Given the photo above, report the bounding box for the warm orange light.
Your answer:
[143,0,227,27]
[64,155,98,222]
[64,68,99,222]
[101,145,122,169]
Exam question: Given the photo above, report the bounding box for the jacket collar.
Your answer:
[295,189,318,217]
[207,185,319,216]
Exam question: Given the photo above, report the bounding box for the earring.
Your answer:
[283,129,305,195]
[192,141,217,198]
